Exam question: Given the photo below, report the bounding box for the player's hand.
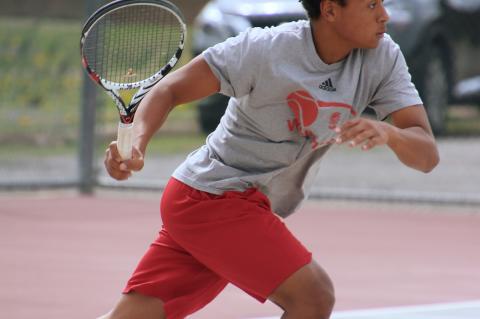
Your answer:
[104,141,144,180]
[334,118,391,151]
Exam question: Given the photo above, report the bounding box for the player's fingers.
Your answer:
[124,147,144,172]
[348,129,376,147]
[336,118,361,132]
[336,125,365,144]
[361,136,383,151]
[340,118,361,130]
[108,141,123,163]
[123,159,144,172]
[110,169,132,180]
[104,156,132,180]
[104,144,132,180]
[104,148,121,171]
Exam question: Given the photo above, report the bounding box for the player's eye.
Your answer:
[369,0,385,9]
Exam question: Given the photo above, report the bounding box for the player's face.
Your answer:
[333,0,389,49]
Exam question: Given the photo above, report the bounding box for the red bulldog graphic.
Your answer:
[287,90,357,149]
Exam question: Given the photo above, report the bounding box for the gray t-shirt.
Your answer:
[172,20,422,217]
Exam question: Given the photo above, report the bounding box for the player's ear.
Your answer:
[320,0,339,21]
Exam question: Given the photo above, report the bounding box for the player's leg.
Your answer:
[268,260,335,319]
[96,291,165,319]
[161,178,333,319]
[97,226,228,319]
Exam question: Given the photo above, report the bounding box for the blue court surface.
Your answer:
[249,300,480,319]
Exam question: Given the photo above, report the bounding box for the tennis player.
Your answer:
[101,0,439,318]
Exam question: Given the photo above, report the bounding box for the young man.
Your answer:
[102,0,439,318]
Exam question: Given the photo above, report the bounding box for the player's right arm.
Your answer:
[104,55,220,180]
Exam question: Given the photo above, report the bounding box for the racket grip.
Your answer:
[117,122,134,160]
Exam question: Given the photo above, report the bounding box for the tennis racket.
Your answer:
[80,0,186,160]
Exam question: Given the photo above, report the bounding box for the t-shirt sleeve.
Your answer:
[369,36,423,120]
[202,28,265,98]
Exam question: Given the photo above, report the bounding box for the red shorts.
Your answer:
[124,178,312,319]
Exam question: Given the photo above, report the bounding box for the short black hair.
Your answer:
[300,0,348,20]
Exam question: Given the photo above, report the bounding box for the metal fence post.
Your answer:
[79,0,102,194]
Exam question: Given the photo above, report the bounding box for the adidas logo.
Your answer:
[319,78,336,92]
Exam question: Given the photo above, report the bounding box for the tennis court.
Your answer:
[2,193,479,319]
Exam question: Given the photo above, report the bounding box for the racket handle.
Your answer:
[117,122,134,160]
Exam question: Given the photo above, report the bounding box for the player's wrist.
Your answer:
[384,122,400,147]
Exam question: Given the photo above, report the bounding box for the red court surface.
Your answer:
[1,192,479,319]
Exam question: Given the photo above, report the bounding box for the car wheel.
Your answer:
[413,45,450,135]
[197,94,229,134]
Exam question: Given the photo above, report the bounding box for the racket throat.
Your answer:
[120,114,135,124]
[120,100,140,124]
[107,89,135,124]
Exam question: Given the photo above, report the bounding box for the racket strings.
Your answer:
[83,4,183,84]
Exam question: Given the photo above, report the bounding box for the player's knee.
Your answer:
[296,275,335,318]
[270,262,335,318]
[282,287,335,319]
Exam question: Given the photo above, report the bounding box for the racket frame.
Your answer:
[80,0,187,124]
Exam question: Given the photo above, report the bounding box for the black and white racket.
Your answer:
[80,0,186,160]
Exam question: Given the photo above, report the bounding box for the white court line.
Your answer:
[247,300,480,319]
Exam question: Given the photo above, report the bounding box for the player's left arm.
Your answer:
[335,105,440,173]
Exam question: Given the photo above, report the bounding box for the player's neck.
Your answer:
[310,20,353,65]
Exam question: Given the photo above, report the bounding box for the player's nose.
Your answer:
[379,2,390,24]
